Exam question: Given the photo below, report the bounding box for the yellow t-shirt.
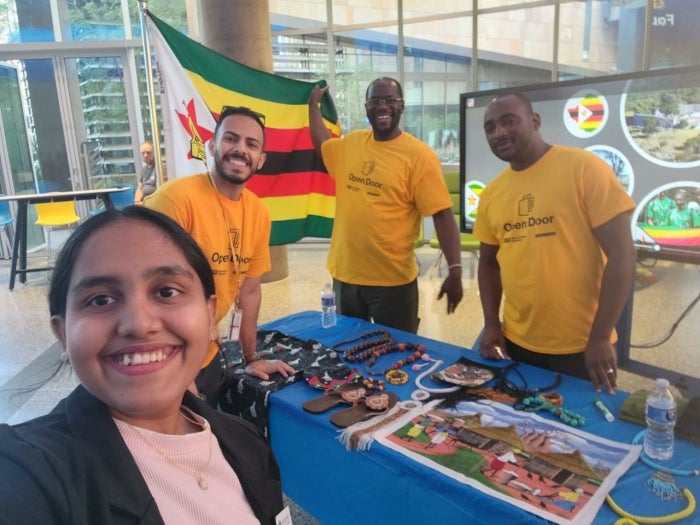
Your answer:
[146,173,271,365]
[473,146,635,355]
[321,130,452,285]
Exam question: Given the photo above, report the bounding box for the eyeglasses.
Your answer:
[219,105,266,126]
[365,97,403,108]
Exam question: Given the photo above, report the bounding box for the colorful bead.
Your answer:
[365,343,426,376]
[386,370,409,385]
[517,396,585,427]
[333,331,427,376]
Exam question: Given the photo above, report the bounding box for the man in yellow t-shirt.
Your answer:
[473,91,636,394]
[147,107,294,405]
[308,78,463,333]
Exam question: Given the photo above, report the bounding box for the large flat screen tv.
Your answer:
[459,65,700,264]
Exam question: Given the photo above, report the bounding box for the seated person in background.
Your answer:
[474,91,636,394]
[0,206,285,525]
[135,140,158,204]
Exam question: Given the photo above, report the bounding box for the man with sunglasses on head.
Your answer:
[147,106,294,406]
[308,77,463,334]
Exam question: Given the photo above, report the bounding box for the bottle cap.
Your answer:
[655,378,670,388]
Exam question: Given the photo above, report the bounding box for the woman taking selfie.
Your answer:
[0,206,284,524]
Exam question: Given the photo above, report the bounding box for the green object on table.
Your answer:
[619,389,699,445]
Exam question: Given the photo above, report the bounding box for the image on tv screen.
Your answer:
[459,65,700,264]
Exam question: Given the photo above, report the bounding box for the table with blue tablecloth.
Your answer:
[259,311,698,525]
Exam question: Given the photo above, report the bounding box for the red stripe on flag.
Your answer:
[264,126,338,152]
[247,170,335,198]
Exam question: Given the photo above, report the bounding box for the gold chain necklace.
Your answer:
[122,410,213,490]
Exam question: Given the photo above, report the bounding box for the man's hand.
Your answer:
[478,324,509,361]
[245,359,296,381]
[437,271,463,314]
[308,84,329,106]
[585,339,617,394]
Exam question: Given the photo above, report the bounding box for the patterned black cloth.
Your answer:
[219,330,356,438]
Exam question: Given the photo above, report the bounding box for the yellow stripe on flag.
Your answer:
[190,72,341,135]
[261,193,336,221]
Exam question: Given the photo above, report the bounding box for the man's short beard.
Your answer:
[370,114,400,139]
[214,156,255,185]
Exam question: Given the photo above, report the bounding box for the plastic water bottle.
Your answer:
[320,282,337,328]
[643,378,677,460]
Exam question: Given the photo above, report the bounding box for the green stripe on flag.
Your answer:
[270,216,335,245]
[148,12,338,123]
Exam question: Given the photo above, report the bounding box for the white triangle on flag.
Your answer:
[577,103,592,124]
[149,18,216,179]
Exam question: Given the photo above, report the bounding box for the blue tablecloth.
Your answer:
[263,311,699,525]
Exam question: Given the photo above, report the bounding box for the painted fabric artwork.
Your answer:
[431,356,500,387]
[375,400,640,525]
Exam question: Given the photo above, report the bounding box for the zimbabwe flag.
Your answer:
[566,93,605,134]
[147,12,340,244]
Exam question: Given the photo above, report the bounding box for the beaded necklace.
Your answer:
[332,330,395,362]
[332,330,426,376]
[364,342,427,376]
[514,396,586,427]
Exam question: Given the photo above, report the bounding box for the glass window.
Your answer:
[336,26,399,74]
[403,80,423,139]
[129,0,188,38]
[273,33,330,76]
[403,0,462,17]
[62,0,125,41]
[66,56,136,187]
[332,1,398,25]
[558,1,619,76]
[0,1,19,44]
[0,62,35,194]
[13,0,56,43]
[480,0,546,8]
[402,13,473,61]
[478,4,555,85]
[270,0,328,26]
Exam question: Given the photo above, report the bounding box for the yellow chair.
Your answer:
[35,200,80,264]
[429,171,480,278]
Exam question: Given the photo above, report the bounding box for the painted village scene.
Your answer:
[379,400,640,524]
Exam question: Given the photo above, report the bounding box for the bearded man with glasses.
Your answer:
[308,77,463,334]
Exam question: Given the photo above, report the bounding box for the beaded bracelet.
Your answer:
[386,370,409,385]
[448,263,462,271]
[539,392,563,406]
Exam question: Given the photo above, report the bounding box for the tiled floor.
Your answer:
[1,239,699,523]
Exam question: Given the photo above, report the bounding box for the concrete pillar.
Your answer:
[198,0,289,283]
